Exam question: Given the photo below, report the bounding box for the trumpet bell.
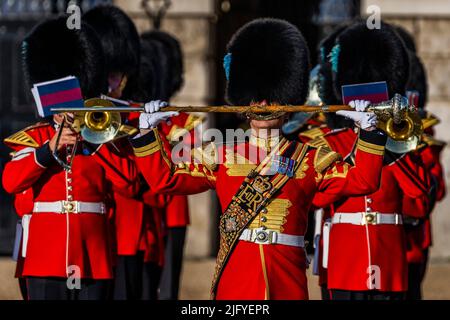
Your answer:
[370,94,424,153]
[81,98,122,144]
[385,136,420,154]
[377,111,423,152]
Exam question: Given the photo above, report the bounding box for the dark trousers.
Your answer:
[19,278,28,300]
[407,263,423,300]
[142,262,162,300]
[159,227,186,300]
[27,277,111,300]
[330,289,405,300]
[406,248,429,300]
[321,285,331,300]
[113,252,161,300]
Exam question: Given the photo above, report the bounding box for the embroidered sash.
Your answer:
[210,138,309,298]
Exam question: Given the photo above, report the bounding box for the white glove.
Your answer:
[337,100,377,130]
[336,111,378,130]
[349,99,370,112]
[139,100,179,129]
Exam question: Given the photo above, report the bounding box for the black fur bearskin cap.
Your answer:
[225,18,310,106]
[393,25,417,53]
[83,5,140,77]
[141,30,184,98]
[407,52,428,109]
[317,23,349,105]
[316,23,353,129]
[392,25,427,109]
[22,16,107,98]
[332,21,410,101]
[122,39,162,102]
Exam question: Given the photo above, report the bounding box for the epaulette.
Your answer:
[306,135,332,150]
[313,146,342,173]
[166,114,205,142]
[184,114,205,132]
[4,122,49,148]
[192,141,218,171]
[422,134,447,148]
[299,126,327,140]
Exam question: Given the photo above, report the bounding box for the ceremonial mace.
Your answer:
[50,94,422,154]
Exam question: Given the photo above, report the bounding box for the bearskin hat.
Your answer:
[22,16,107,98]
[316,23,353,129]
[141,30,184,98]
[317,23,349,105]
[122,39,160,102]
[225,18,310,106]
[83,5,140,77]
[123,35,172,102]
[393,25,417,53]
[392,25,428,109]
[332,21,410,101]
[407,52,428,109]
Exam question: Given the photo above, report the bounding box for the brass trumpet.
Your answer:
[51,94,423,154]
[65,98,138,145]
[51,98,138,170]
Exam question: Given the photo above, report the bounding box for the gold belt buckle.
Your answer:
[364,212,377,225]
[62,201,78,214]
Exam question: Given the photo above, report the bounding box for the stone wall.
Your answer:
[364,0,450,260]
[115,0,217,258]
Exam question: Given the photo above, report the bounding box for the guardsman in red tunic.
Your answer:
[293,24,351,301]
[158,112,203,300]
[125,29,204,299]
[401,134,444,299]
[394,24,447,299]
[312,126,428,299]
[83,5,157,300]
[315,21,429,300]
[140,29,197,300]
[2,17,138,300]
[129,18,387,300]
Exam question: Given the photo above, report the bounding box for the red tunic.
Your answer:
[108,112,164,260]
[297,126,332,288]
[2,122,138,279]
[158,113,203,227]
[141,191,167,266]
[124,113,202,264]
[318,128,427,292]
[130,128,386,299]
[402,137,446,263]
[96,139,147,257]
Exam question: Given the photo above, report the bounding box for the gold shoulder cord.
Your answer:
[299,127,326,140]
[313,146,342,173]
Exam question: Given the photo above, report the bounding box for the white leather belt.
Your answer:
[33,201,106,214]
[239,227,305,247]
[332,212,403,225]
[21,215,32,258]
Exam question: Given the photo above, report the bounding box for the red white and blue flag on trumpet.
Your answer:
[341,81,389,105]
[31,76,84,117]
